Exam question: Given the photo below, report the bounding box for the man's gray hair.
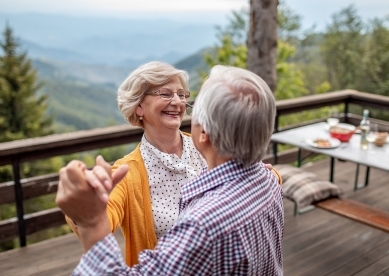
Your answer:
[192,65,276,167]
[118,61,189,127]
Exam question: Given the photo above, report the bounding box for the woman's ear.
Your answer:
[135,105,143,117]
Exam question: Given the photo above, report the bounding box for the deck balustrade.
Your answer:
[1,89,389,248]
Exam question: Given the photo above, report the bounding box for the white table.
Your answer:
[271,122,389,189]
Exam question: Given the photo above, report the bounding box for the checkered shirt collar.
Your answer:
[181,160,262,205]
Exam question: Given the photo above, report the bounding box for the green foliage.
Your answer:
[321,5,365,91]
[276,40,309,100]
[278,0,302,43]
[0,25,56,184]
[359,18,389,96]
[0,25,53,142]
[204,35,247,69]
[203,8,248,80]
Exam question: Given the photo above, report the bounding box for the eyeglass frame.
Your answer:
[144,88,190,102]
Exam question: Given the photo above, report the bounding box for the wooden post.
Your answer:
[12,155,26,247]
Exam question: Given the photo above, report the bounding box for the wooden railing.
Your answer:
[1,89,389,248]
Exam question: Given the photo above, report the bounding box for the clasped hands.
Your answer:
[56,156,128,229]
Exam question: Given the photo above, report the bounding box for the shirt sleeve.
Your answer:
[72,233,131,275]
[72,220,213,275]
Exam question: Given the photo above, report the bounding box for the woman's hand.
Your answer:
[85,155,128,203]
[264,163,273,170]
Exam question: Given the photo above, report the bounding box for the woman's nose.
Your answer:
[170,93,182,104]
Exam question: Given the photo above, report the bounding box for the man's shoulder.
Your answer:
[180,172,283,237]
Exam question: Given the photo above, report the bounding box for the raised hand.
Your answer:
[56,157,128,252]
[86,155,128,203]
[56,157,128,227]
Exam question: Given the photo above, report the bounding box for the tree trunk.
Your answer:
[247,0,278,93]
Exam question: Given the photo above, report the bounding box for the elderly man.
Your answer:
[56,65,284,275]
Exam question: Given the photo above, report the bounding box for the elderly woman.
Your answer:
[66,61,207,266]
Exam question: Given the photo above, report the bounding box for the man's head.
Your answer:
[191,65,276,167]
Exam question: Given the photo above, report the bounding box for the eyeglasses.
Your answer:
[144,88,190,102]
[185,102,194,116]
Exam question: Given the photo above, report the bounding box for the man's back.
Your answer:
[172,160,284,275]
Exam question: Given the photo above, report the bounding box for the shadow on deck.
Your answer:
[0,158,388,276]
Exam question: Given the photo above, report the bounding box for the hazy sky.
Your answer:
[1,0,388,30]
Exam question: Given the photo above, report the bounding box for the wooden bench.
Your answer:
[315,197,389,233]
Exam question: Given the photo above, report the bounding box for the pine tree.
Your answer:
[0,26,56,251]
[0,25,53,142]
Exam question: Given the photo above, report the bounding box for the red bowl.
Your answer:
[329,123,356,142]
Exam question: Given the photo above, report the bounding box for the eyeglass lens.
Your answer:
[159,88,188,101]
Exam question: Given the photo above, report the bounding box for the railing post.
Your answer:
[12,155,26,247]
[273,114,280,164]
[344,100,349,123]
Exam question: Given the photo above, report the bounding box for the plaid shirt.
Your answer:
[73,161,284,275]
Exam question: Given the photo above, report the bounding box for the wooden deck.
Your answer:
[0,158,388,276]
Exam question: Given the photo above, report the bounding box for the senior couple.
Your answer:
[57,62,284,275]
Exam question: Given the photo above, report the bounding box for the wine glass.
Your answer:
[367,123,378,142]
[327,108,339,127]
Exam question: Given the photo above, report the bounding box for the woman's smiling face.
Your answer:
[136,75,187,132]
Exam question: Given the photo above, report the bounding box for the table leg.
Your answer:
[330,157,335,183]
[297,148,301,168]
[354,164,360,190]
[364,167,370,187]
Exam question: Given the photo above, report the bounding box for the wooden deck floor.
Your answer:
[0,158,388,276]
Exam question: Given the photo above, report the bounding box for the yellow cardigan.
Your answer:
[66,143,157,267]
[66,139,282,267]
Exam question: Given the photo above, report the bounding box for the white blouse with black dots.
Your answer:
[140,132,207,239]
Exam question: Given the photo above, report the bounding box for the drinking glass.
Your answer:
[327,108,339,127]
[367,123,378,142]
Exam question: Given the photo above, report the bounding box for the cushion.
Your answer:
[274,164,343,208]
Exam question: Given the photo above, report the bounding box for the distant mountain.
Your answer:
[21,39,93,64]
[1,13,218,67]
[37,77,127,132]
[32,59,132,86]
[32,45,212,131]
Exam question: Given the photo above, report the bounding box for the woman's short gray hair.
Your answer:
[192,65,276,167]
[118,61,189,126]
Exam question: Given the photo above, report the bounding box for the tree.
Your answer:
[321,5,365,91]
[360,18,389,96]
[247,0,278,92]
[0,26,55,251]
[203,4,308,100]
[0,25,53,143]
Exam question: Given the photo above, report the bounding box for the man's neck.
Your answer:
[203,150,232,170]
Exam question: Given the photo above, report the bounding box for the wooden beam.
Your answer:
[315,198,389,233]
[0,208,65,242]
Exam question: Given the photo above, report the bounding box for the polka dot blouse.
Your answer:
[140,132,207,239]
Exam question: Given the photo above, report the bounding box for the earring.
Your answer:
[139,116,143,121]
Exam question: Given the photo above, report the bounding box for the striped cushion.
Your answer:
[274,164,343,208]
